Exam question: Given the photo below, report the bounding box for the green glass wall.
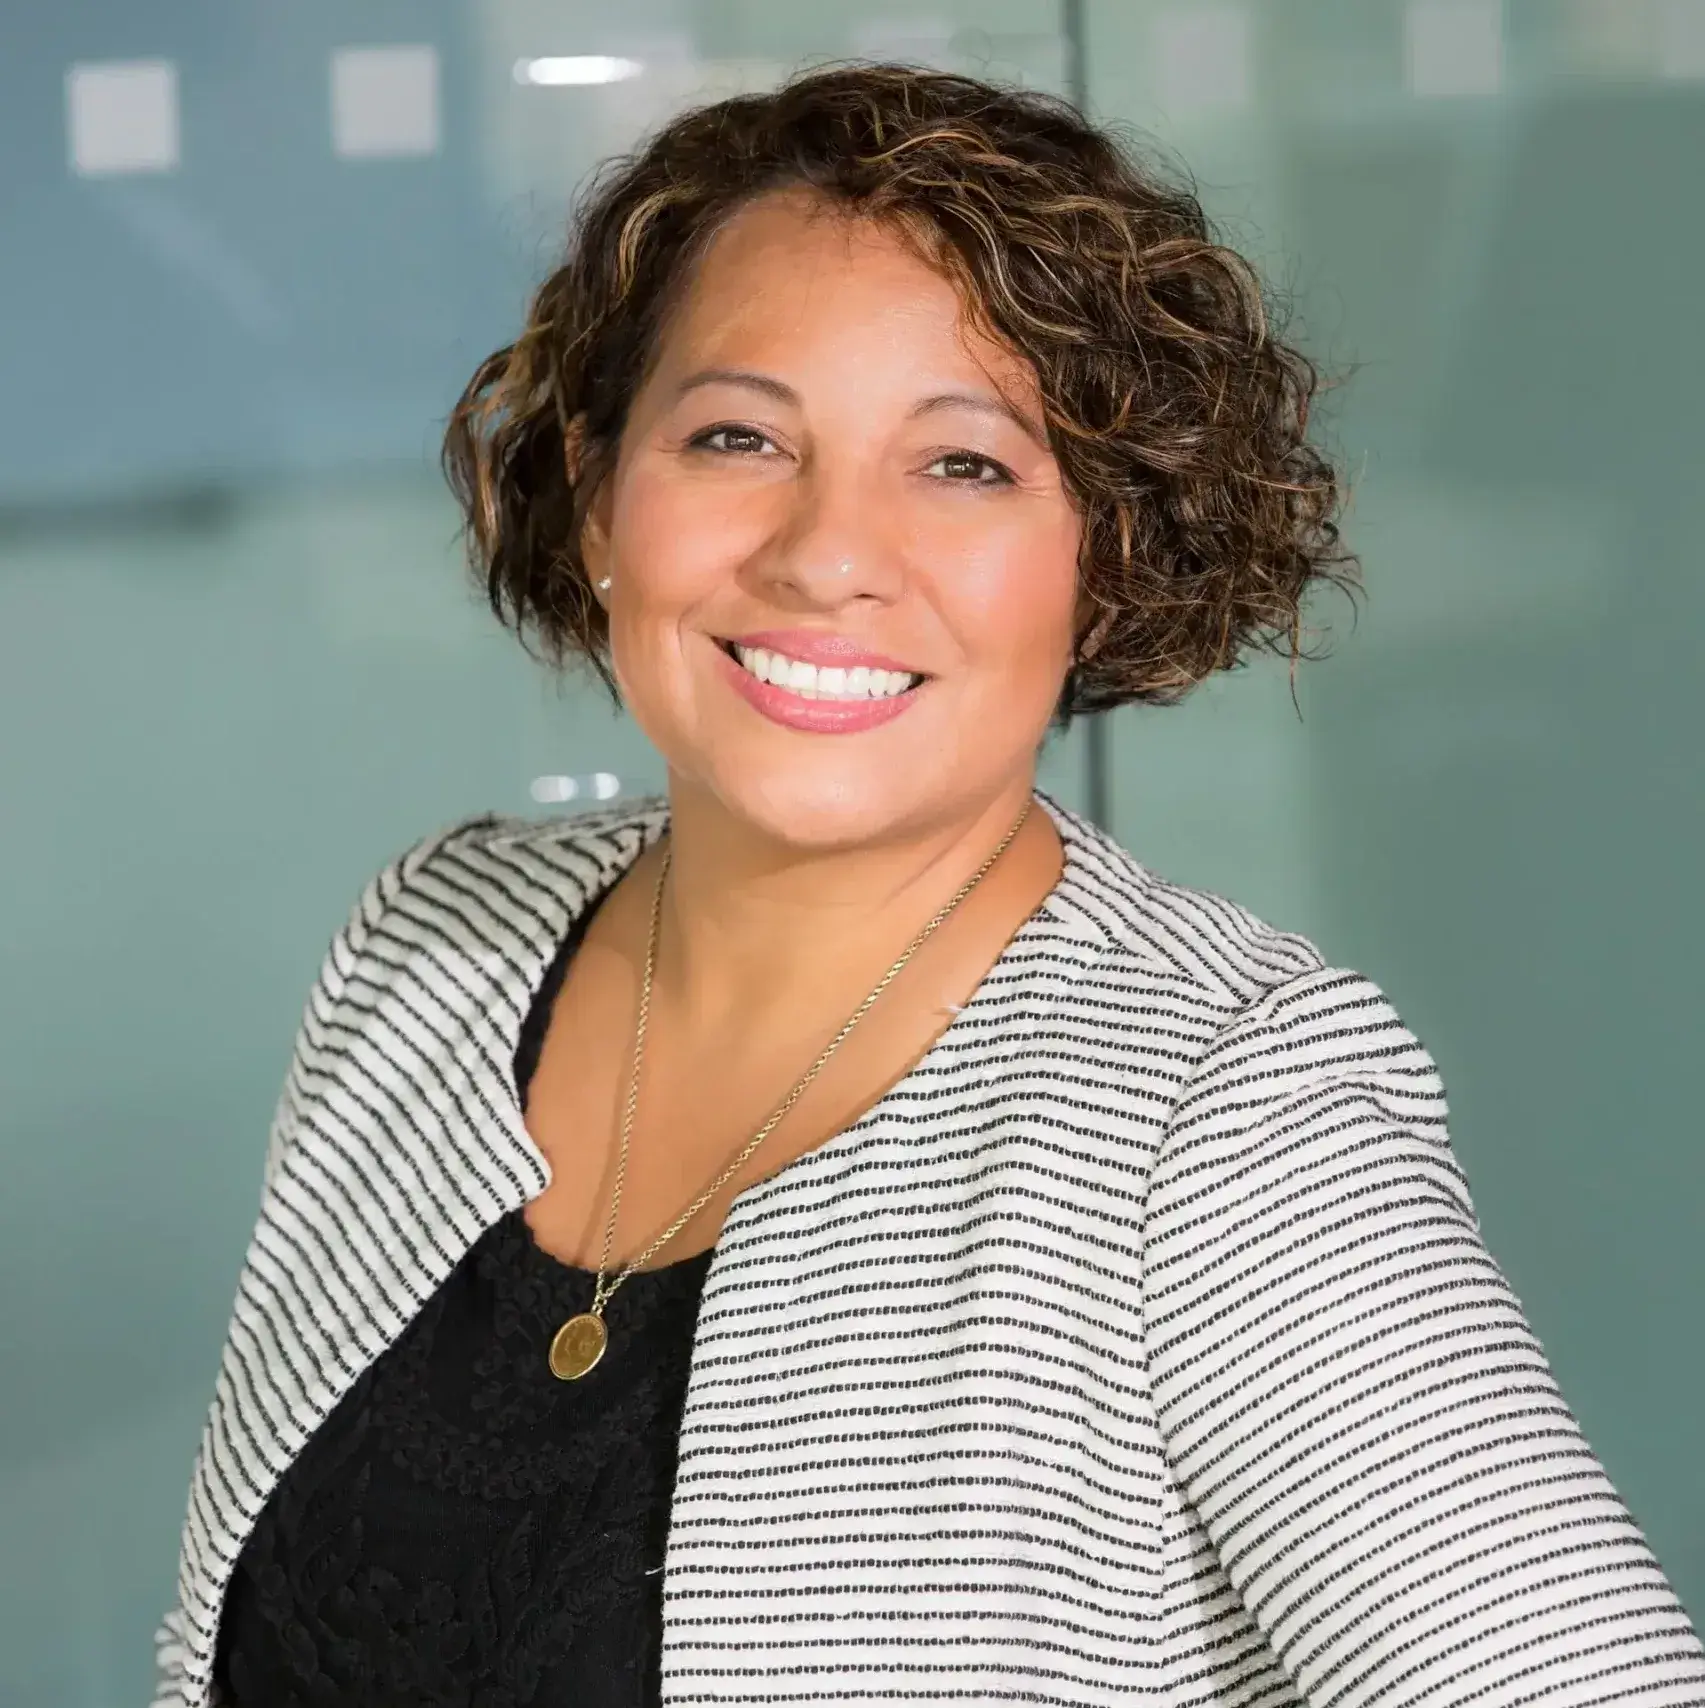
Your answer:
[0,3,1697,1699]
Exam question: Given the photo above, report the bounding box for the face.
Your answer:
[580,187,1083,851]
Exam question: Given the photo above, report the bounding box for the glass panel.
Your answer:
[1086,0,1704,1616]
[8,2,1700,1695]
[0,6,1073,1702]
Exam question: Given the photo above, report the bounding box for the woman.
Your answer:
[156,64,1703,1708]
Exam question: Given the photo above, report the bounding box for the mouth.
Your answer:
[714,638,926,703]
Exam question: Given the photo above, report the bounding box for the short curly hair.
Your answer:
[443,62,1359,718]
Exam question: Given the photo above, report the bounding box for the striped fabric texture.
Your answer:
[155,794,1705,1707]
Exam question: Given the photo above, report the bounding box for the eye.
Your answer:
[687,424,776,456]
[924,450,1015,487]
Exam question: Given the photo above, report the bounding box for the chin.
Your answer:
[713,764,923,852]
[642,674,1032,854]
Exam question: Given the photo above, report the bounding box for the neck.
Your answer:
[648,776,1053,1029]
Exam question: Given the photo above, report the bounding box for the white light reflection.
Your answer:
[530,773,623,804]
[1405,0,1505,97]
[66,59,180,176]
[1153,5,1253,116]
[331,45,440,160]
[513,56,644,87]
[1657,0,1705,80]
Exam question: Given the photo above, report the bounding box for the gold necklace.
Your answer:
[547,800,1033,1380]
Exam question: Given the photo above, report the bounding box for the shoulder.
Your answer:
[1047,794,1328,1009]
[411,794,670,873]
[355,796,669,922]
[299,797,668,1007]
[1045,798,1443,1128]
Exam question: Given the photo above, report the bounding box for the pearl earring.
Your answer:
[596,577,611,592]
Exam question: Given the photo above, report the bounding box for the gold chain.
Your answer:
[588,799,1032,1315]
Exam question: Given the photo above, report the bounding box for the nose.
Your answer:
[758,480,900,609]
[787,554,875,605]
[766,547,900,609]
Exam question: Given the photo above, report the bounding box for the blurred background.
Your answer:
[2,0,1702,1698]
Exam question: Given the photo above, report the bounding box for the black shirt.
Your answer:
[214,889,712,1708]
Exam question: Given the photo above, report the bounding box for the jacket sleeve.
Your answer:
[151,814,493,1708]
[1142,964,1705,1708]
[257,837,420,1192]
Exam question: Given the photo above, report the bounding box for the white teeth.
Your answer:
[731,644,919,701]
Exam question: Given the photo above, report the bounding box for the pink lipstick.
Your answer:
[711,630,927,735]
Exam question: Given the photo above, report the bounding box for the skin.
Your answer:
[521,187,1087,1270]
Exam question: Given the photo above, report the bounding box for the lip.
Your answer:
[718,629,924,676]
[711,636,924,735]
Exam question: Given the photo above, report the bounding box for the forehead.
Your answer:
[657,188,1036,395]
[696,187,925,283]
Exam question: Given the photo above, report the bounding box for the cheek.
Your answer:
[947,521,1080,684]
[607,470,703,602]
[603,475,740,668]
[601,466,760,734]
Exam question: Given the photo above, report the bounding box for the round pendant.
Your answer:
[548,1312,608,1381]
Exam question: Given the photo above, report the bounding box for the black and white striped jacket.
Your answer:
[155,794,1705,1707]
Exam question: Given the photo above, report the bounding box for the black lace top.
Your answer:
[214,888,713,1708]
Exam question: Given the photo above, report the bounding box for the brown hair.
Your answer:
[443,62,1359,719]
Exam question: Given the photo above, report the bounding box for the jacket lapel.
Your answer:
[656,799,1130,1700]
[173,801,668,1705]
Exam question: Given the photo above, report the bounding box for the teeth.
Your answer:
[733,645,919,701]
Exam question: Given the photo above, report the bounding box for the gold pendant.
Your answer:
[548,1311,608,1381]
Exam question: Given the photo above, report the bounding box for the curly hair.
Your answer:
[443,62,1359,718]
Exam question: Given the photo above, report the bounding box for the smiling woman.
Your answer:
[555,188,1086,844]
[446,70,1354,728]
[154,61,1705,1708]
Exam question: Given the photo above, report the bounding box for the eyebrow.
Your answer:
[671,368,1046,445]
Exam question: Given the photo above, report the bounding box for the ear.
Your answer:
[566,415,614,605]
[583,485,616,601]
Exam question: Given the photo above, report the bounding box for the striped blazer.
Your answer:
[155,793,1705,1708]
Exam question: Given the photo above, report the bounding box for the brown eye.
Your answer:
[926,451,1013,486]
[690,425,773,455]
